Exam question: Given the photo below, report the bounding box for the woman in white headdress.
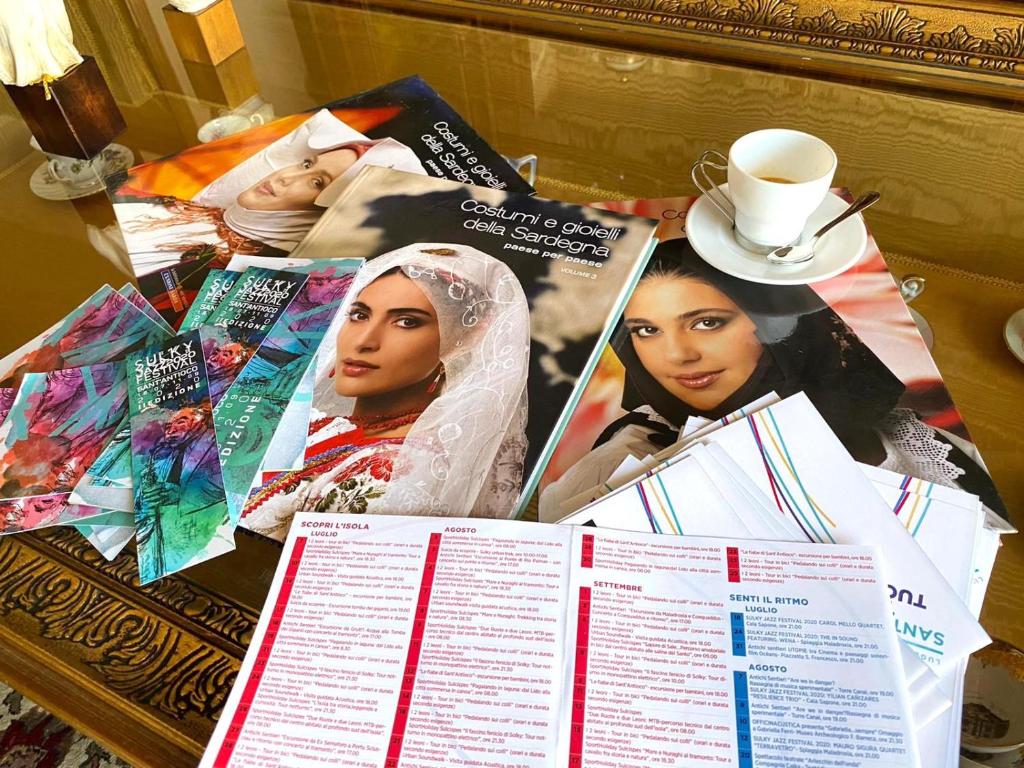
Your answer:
[118,109,427,275]
[242,243,531,541]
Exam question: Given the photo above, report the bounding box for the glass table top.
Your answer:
[0,0,1022,694]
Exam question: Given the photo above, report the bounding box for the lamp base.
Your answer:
[163,0,246,66]
[4,56,125,160]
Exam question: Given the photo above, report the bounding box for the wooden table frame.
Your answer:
[0,527,271,766]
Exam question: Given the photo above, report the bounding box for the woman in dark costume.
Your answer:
[541,238,1005,519]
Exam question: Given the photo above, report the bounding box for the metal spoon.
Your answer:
[767,191,881,265]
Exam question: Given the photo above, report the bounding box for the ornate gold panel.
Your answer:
[332,0,1024,99]
[0,528,262,766]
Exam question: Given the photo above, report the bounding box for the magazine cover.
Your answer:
[0,285,169,388]
[127,330,231,584]
[201,267,309,404]
[0,363,127,533]
[214,259,361,525]
[179,270,240,331]
[238,166,658,539]
[538,195,1007,522]
[111,75,532,328]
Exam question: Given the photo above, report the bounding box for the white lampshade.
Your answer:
[168,0,220,11]
[0,0,82,87]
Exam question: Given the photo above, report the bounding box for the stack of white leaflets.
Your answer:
[558,391,1015,768]
[204,513,925,768]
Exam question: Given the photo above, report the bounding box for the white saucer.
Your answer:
[908,307,935,350]
[1004,308,1024,364]
[685,185,868,285]
[29,143,134,201]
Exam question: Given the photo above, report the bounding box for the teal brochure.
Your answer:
[128,329,232,584]
[214,259,361,526]
[200,268,308,406]
[179,269,240,332]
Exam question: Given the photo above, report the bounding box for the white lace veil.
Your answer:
[192,110,425,249]
[312,243,531,517]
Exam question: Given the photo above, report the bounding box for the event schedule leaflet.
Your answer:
[202,516,920,768]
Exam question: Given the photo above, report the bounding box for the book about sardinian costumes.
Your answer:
[237,166,658,541]
[110,75,533,329]
[538,194,1008,524]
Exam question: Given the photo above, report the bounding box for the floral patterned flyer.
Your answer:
[0,363,127,534]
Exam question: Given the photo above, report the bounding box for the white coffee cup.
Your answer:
[960,640,1024,768]
[692,129,837,253]
[197,112,265,143]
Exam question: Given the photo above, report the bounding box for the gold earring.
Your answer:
[426,364,445,394]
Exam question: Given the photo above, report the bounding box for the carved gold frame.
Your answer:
[333,0,1024,101]
[0,527,268,765]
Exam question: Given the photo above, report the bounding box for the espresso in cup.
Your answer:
[692,129,837,252]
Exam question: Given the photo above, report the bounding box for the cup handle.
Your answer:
[249,112,265,126]
[690,150,735,223]
[48,158,69,182]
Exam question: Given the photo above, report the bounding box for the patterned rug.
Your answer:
[0,680,130,768]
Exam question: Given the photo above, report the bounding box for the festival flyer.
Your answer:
[200,267,308,405]
[222,256,363,473]
[70,269,306,513]
[860,462,1015,533]
[698,396,989,674]
[214,260,361,526]
[127,330,231,584]
[0,495,104,534]
[73,510,133,528]
[72,511,135,561]
[201,515,918,768]
[559,526,920,768]
[69,420,132,512]
[570,392,989,676]
[0,363,128,533]
[871,481,991,768]
[75,520,134,561]
[179,269,241,332]
[118,283,176,336]
[112,76,532,328]
[878,483,984,608]
[0,285,169,388]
